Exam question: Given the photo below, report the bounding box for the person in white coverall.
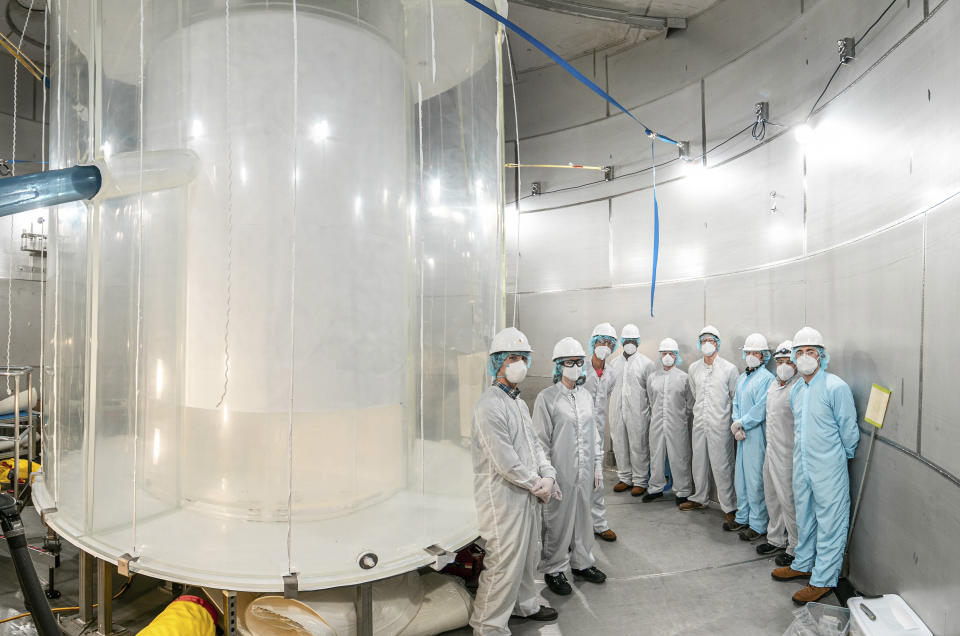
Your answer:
[609,324,655,497]
[642,338,694,504]
[680,326,741,530]
[532,337,608,597]
[756,340,801,566]
[470,327,559,635]
[582,322,620,541]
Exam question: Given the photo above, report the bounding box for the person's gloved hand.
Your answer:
[731,420,746,441]
[594,470,603,490]
[531,477,555,503]
[550,482,563,502]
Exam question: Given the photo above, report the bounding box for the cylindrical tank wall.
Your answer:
[36,0,505,591]
[506,0,960,632]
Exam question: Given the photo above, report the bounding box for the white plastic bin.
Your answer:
[847,595,932,636]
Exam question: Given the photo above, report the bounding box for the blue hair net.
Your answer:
[743,350,772,365]
[697,335,722,351]
[589,335,618,355]
[552,358,587,384]
[790,346,830,371]
[487,351,531,377]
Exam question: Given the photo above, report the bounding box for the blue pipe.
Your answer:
[0,165,102,217]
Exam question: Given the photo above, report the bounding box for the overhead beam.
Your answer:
[510,0,687,30]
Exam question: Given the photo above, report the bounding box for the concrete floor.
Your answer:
[0,473,844,635]
[440,474,844,636]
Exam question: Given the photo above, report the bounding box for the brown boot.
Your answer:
[613,481,630,492]
[722,512,747,532]
[630,486,646,497]
[771,566,811,581]
[678,501,705,511]
[792,585,832,605]
[594,529,617,542]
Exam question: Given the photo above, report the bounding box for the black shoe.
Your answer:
[674,496,689,506]
[739,528,766,542]
[756,542,785,555]
[722,519,747,532]
[572,566,606,584]
[775,553,795,567]
[544,572,572,596]
[641,491,663,503]
[513,605,558,621]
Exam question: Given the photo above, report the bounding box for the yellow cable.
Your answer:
[0,578,132,624]
[0,32,43,82]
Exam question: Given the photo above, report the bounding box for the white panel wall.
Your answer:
[507,0,960,631]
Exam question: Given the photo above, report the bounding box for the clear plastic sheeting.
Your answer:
[35,0,505,591]
[782,603,850,636]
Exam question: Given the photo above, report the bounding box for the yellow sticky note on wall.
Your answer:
[864,384,891,428]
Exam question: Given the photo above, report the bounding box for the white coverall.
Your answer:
[645,365,694,496]
[687,356,739,512]
[608,353,654,487]
[583,359,620,532]
[532,382,602,574]
[470,385,557,636]
[763,374,800,554]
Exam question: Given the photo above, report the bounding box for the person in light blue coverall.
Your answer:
[730,333,775,541]
[771,326,859,606]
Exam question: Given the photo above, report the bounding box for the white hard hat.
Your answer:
[552,337,585,360]
[792,327,824,349]
[742,333,770,352]
[773,340,793,359]
[620,324,641,340]
[658,337,679,352]
[489,327,532,355]
[699,325,720,340]
[591,322,617,339]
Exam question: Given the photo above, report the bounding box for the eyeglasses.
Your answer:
[560,359,585,368]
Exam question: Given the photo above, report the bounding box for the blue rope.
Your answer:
[650,140,660,316]
[462,0,679,146]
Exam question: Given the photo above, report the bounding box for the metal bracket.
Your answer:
[603,166,614,181]
[424,544,457,571]
[117,553,137,578]
[838,37,855,64]
[222,590,238,636]
[40,506,57,525]
[283,573,299,599]
[530,181,541,196]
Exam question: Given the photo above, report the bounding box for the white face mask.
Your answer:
[745,353,762,369]
[701,342,717,357]
[561,365,581,383]
[796,354,819,376]
[594,345,612,361]
[504,360,528,384]
[623,343,638,356]
[776,364,796,382]
[661,354,675,367]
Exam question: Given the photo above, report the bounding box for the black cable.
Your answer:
[750,118,766,142]
[0,495,58,636]
[856,0,899,46]
[806,62,843,121]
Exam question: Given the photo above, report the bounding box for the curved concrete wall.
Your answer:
[507,0,960,631]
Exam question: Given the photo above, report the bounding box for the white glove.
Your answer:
[731,421,746,441]
[594,470,603,490]
[550,483,563,502]
[531,477,555,503]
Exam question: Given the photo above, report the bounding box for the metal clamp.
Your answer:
[117,553,138,578]
[283,573,299,599]
[424,545,456,571]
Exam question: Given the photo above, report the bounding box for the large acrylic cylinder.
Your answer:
[34,0,506,591]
